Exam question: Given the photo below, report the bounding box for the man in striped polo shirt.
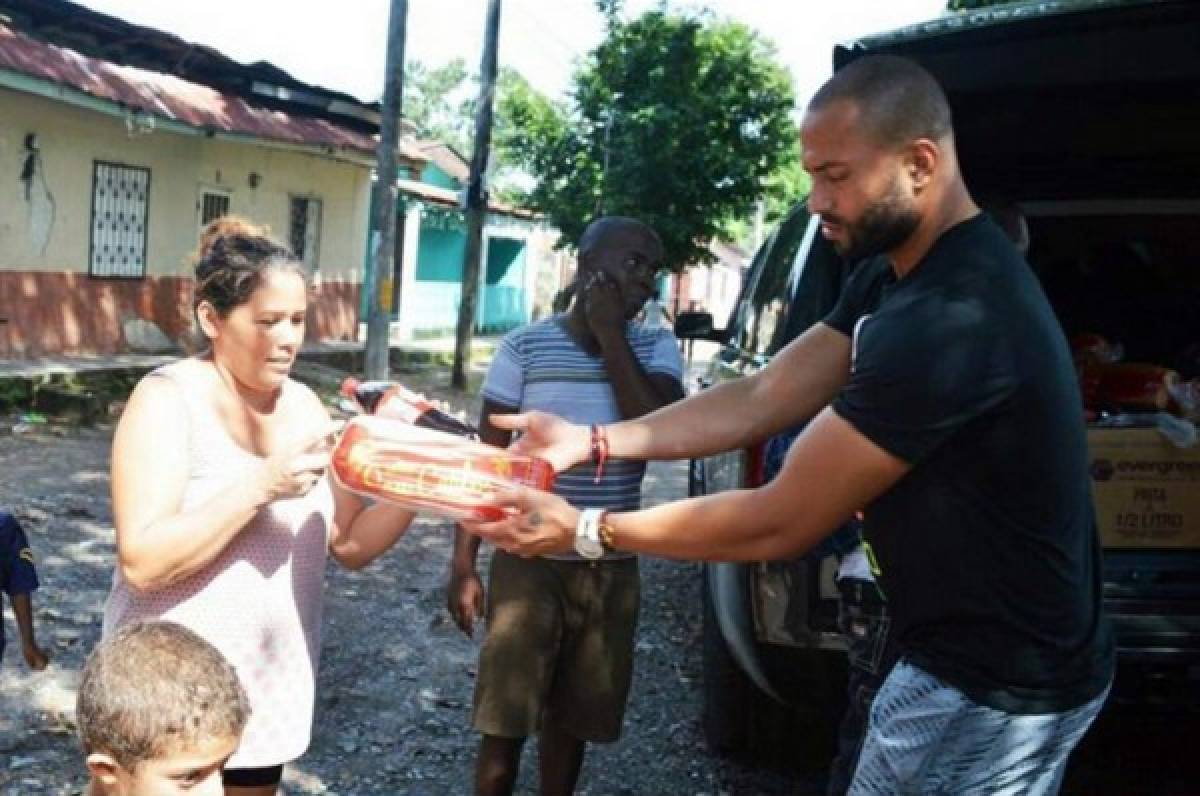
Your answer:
[447,217,684,796]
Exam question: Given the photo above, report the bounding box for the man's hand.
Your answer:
[23,644,49,671]
[463,486,580,558]
[581,271,626,340]
[446,565,486,638]
[490,411,591,473]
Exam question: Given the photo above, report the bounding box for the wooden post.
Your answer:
[452,0,502,389]
[364,0,409,380]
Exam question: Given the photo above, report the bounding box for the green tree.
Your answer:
[497,10,798,271]
[721,155,810,250]
[485,67,556,202]
[404,58,472,153]
[402,61,530,200]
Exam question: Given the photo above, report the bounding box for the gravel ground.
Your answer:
[0,359,804,795]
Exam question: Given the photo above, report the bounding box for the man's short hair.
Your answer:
[808,55,953,148]
[578,216,661,259]
[77,621,249,769]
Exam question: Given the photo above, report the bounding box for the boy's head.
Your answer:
[77,621,249,796]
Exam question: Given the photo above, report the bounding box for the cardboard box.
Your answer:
[1088,427,1200,549]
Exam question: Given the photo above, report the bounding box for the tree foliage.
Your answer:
[593,0,624,29]
[497,10,798,271]
[403,60,530,198]
[404,59,473,153]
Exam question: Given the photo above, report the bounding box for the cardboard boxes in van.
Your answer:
[1088,427,1200,549]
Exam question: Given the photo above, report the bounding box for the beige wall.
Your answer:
[0,86,372,284]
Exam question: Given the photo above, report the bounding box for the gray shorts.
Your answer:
[850,659,1110,795]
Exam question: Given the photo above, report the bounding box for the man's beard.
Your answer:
[831,186,920,263]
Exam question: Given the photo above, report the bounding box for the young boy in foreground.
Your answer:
[77,620,250,796]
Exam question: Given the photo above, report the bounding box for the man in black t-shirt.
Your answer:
[468,55,1114,795]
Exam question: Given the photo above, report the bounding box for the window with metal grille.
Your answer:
[289,196,323,269]
[90,161,150,278]
[200,191,230,226]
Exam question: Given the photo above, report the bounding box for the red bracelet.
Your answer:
[590,424,609,484]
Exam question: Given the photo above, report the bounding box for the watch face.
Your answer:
[575,537,605,560]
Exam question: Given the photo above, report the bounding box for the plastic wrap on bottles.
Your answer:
[1078,361,1179,412]
[1156,412,1198,449]
[1070,333,1124,365]
[330,415,555,521]
[340,378,479,438]
[1168,378,1200,422]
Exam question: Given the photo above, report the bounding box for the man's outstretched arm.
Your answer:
[493,323,851,471]
[469,406,909,563]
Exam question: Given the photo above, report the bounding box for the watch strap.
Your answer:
[576,508,606,559]
[597,513,615,551]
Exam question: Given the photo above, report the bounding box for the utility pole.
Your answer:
[364,0,409,380]
[452,0,502,390]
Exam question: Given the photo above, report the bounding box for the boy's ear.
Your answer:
[86,753,124,792]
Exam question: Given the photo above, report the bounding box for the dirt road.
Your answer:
[0,362,802,795]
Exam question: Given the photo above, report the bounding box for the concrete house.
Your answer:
[661,240,749,326]
[384,139,571,340]
[0,0,426,358]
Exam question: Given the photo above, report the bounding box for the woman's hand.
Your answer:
[463,486,580,558]
[255,422,341,504]
[489,411,590,473]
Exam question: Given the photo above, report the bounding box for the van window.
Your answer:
[734,205,813,358]
[780,230,855,347]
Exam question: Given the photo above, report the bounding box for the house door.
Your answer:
[480,237,527,333]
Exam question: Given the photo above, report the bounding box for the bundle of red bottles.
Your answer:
[333,379,555,521]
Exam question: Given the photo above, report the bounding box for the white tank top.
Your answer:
[103,360,335,768]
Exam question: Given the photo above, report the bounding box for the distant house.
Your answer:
[0,0,426,358]
[661,240,749,327]
[381,139,569,340]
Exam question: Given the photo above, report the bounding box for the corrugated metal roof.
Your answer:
[1,0,382,130]
[0,20,425,161]
[397,177,536,220]
[417,140,471,183]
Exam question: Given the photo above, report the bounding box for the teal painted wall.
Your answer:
[486,237,524,286]
[371,196,536,336]
[416,225,466,282]
[481,237,527,332]
[420,163,461,191]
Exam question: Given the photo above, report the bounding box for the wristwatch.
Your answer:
[575,508,607,560]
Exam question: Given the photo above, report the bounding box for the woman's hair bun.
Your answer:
[196,216,273,263]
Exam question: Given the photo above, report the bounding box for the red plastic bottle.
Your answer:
[341,378,479,439]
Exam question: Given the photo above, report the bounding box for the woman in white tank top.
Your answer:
[104,217,416,795]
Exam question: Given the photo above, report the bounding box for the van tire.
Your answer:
[700,571,843,774]
[701,577,751,754]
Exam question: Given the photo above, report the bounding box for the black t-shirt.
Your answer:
[823,214,1114,713]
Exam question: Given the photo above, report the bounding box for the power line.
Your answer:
[507,0,592,72]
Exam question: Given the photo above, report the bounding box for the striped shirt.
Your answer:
[482,315,683,559]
